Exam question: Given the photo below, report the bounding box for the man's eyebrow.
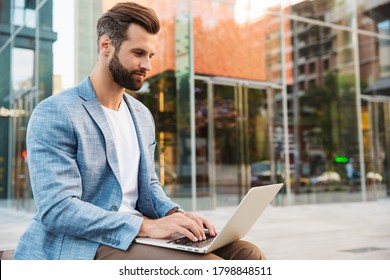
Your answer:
[135,47,156,55]
[131,48,146,53]
[132,47,155,54]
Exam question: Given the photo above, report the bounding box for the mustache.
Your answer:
[132,69,147,76]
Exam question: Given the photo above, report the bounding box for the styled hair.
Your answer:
[96,2,160,51]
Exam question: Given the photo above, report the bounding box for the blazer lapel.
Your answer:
[123,95,148,185]
[123,95,157,217]
[78,78,121,185]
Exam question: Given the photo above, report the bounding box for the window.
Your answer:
[298,65,305,75]
[13,0,36,28]
[309,62,316,73]
[378,20,390,36]
[343,48,352,63]
[12,48,35,91]
[25,0,36,10]
[323,59,329,70]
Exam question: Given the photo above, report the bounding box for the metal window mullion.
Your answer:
[189,0,197,211]
[207,79,216,209]
[352,0,367,202]
[7,0,16,203]
[280,4,292,205]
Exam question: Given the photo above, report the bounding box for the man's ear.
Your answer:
[98,34,111,55]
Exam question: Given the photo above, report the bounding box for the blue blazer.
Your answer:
[14,77,179,259]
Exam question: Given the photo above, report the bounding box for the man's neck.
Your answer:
[90,66,124,111]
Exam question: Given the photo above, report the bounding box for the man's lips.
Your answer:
[133,71,146,78]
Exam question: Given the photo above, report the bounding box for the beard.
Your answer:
[108,52,145,91]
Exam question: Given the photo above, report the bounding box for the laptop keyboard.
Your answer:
[169,233,215,248]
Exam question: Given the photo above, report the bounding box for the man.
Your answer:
[14,2,266,260]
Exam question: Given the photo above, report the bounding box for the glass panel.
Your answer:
[360,35,390,200]
[12,0,36,28]
[71,0,96,88]
[12,48,34,90]
[0,1,56,209]
[272,88,287,202]
[266,14,286,85]
[172,0,193,208]
[14,0,25,7]
[126,0,196,208]
[194,79,213,209]
[194,81,241,208]
[13,8,24,26]
[192,0,285,208]
[212,84,240,206]
[0,49,10,200]
[194,0,279,82]
[288,0,354,27]
[358,0,390,35]
[194,80,274,208]
[9,47,35,209]
[291,24,363,203]
[24,8,36,28]
[235,0,282,23]
[383,103,390,197]
[247,88,279,187]
[25,0,36,10]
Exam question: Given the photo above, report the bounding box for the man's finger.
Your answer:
[183,213,206,239]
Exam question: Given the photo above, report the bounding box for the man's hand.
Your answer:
[137,212,217,242]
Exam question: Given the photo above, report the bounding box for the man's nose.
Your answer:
[140,57,152,71]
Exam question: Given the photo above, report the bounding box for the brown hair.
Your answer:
[96,2,160,51]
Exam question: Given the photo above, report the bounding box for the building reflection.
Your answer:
[1,0,389,211]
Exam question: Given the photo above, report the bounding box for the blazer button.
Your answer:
[110,205,118,211]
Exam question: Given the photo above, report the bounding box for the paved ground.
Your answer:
[1,199,389,259]
[198,199,390,259]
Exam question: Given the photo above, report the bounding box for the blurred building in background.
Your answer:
[1,0,389,211]
[0,0,57,210]
[74,0,101,83]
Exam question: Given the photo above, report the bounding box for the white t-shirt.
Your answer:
[102,101,141,215]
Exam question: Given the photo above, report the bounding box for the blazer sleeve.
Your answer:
[26,97,142,251]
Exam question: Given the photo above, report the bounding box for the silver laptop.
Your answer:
[135,183,283,254]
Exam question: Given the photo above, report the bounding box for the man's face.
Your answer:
[108,24,157,91]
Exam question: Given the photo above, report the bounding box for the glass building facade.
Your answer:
[1,0,389,211]
[0,0,57,210]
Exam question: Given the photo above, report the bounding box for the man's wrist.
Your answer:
[165,207,185,216]
[138,218,151,237]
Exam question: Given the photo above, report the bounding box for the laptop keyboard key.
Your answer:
[169,233,215,248]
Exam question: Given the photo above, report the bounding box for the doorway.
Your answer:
[194,76,279,208]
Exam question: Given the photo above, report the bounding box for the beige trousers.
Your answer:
[95,240,267,260]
